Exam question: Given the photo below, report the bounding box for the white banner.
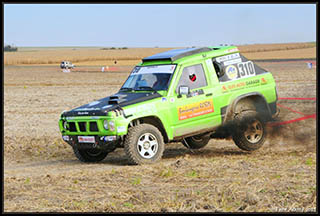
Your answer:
[131,65,176,75]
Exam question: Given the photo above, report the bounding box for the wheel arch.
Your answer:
[128,115,169,143]
[224,92,272,123]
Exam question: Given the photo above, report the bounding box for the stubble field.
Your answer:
[3,44,317,212]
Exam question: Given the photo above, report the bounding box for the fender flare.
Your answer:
[128,115,170,143]
[223,92,272,123]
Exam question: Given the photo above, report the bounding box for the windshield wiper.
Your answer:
[136,86,157,92]
[119,87,134,92]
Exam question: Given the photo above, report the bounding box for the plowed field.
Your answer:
[3,59,316,212]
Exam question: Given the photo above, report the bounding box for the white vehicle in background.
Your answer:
[60,61,75,69]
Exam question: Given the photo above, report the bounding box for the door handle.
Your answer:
[206,93,213,97]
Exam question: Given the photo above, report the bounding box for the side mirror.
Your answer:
[179,86,190,96]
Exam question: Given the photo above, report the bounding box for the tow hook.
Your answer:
[93,142,98,148]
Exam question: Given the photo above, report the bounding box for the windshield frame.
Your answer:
[119,64,177,92]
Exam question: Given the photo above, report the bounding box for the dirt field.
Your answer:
[3,53,317,212]
[4,42,316,66]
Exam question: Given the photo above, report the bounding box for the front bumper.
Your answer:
[62,135,120,151]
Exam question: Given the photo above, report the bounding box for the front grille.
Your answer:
[65,121,99,133]
[69,122,77,132]
[89,122,99,132]
[78,122,86,132]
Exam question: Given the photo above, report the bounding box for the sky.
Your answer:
[4,4,317,47]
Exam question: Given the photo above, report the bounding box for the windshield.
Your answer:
[121,65,176,91]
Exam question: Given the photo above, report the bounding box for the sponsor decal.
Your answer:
[222,85,228,92]
[188,89,204,98]
[191,91,199,97]
[189,73,197,82]
[117,126,126,133]
[170,98,175,103]
[161,97,167,102]
[178,99,214,120]
[224,48,239,53]
[225,65,238,80]
[131,65,176,75]
[246,79,259,85]
[261,77,267,84]
[77,111,89,115]
[78,136,95,143]
[88,101,100,106]
[66,117,75,120]
[222,79,261,93]
[75,107,101,111]
[223,58,242,66]
[216,53,240,63]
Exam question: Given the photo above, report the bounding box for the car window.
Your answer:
[176,63,207,93]
[212,53,268,82]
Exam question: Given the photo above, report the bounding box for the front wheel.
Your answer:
[73,147,108,162]
[232,111,267,151]
[124,124,165,165]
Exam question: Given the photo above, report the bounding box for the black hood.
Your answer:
[62,92,161,117]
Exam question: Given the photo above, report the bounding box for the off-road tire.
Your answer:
[182,134,210,149]
[124,124,165,165]
[73,147,108,162]
[232,110,266,151]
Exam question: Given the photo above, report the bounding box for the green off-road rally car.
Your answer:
[59,46,279,165]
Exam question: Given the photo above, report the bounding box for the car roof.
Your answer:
[141,46,238,64]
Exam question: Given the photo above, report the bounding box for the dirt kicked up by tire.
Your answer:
[124,124,165,165]
[232,110,267,151]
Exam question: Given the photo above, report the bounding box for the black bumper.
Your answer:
[62,135,120,152]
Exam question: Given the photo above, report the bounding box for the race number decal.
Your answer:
[237,61,255,78]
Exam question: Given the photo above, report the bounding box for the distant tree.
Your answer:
[4,44,18,52]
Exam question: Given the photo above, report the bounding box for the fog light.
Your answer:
[103,120,108,130]
[109,120,115,131]
[104,136,116,141]
[62,135,69,141]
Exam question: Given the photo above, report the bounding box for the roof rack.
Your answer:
[142,47,213,63]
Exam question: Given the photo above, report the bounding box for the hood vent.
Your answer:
[108,99,119,104]
[109,94,127,104]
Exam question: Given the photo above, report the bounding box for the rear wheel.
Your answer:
[73,147,108,162]
[232,111,266,151]
[182,134,210,149]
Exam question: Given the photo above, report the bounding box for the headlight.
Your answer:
[109,120,115,131]
[63,121,68,130]
[103,120,108,130]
